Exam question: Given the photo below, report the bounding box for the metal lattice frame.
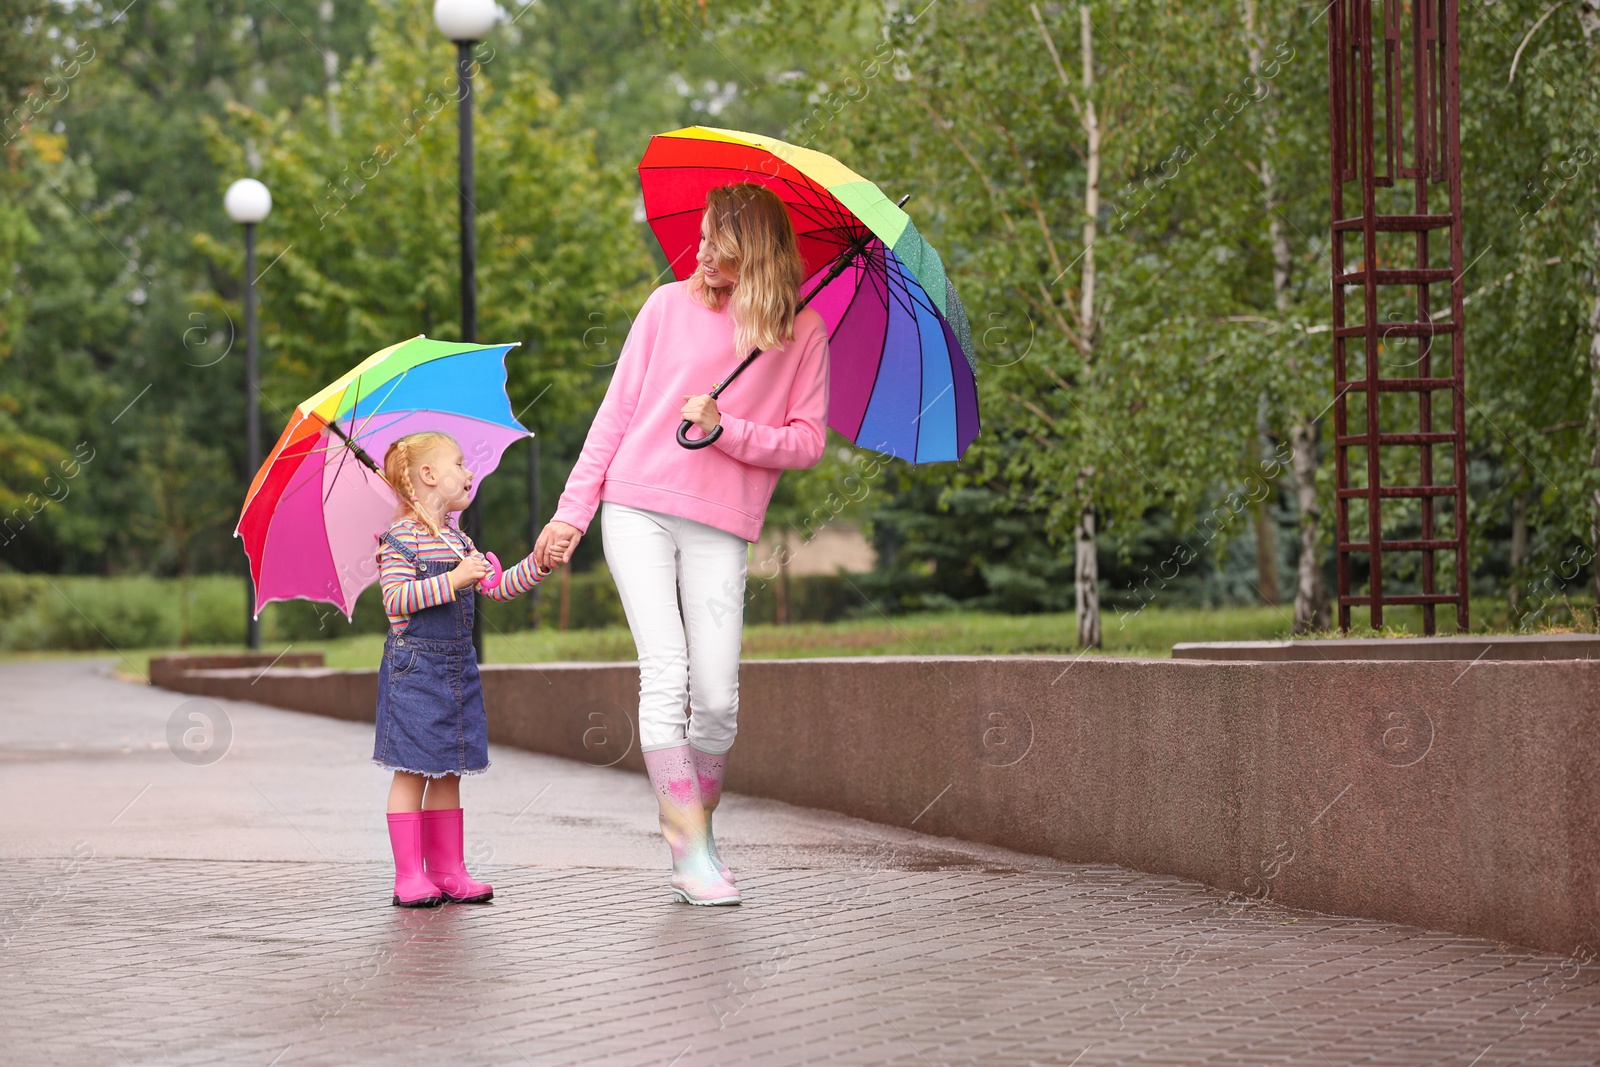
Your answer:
[1328,0,1468,633]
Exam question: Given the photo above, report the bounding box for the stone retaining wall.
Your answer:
[151,652,1600,955]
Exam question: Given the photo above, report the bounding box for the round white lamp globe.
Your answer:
[434,0,498,41]
[224,179,272,225]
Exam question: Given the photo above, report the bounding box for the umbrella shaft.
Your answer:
[327,420,384,476]
[711,226,882,399]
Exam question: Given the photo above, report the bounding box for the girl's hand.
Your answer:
[550,531,580,566]
[681,394,720,433]
[448,553,492,591]
[529,539,568,576]
[535,521,582,570]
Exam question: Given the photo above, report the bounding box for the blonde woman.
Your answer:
[536,183,830,905]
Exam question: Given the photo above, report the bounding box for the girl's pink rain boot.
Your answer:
[691,746,733,882]
[421,807,494,903]
[387,812,444,908]
[642,744,740,906]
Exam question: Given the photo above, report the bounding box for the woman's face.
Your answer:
[697,210,739,290]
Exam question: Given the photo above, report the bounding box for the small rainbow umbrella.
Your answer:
[638,125,980,463]
[236,336,529,618]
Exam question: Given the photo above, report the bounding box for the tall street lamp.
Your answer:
[225,177,272,651]
[435,0,497,661]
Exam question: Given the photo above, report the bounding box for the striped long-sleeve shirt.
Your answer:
[377,517,550,632]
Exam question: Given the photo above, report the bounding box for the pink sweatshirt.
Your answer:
[553,280,830,542]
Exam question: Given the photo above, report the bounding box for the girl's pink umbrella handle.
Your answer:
[481,551,502,591]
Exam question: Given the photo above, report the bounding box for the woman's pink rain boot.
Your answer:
[421,807,494,903]
[642,744,740,906]
[387,812,444,908]
[691,746,733,882]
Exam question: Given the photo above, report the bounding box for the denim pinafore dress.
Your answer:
[372,530,490,777]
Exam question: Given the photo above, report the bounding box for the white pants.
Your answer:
[601,501,748,754]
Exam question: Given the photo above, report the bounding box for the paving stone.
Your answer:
[4,658,1600,1065]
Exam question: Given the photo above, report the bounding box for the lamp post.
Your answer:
[224,177,272,652]
[435,0,497,661]
[527,436,539,629]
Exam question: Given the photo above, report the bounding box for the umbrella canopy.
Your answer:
[236,336,528,618]
[638,125,980,463]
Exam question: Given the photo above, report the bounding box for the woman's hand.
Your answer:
[448,553,492,592]
[535,520,583,570]
[681,394,720,434]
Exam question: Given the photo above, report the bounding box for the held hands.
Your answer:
[534,521,581,571]
[681,394,720,434]
[447,553,492,592]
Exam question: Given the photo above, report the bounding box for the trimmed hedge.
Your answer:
[0,574,251,651]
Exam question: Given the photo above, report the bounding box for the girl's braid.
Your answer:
[382,434,447,543]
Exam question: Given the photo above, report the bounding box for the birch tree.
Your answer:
[1066,5,1102,647]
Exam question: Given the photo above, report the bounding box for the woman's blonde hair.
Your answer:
[381,430,460,542]
[687,183,805,356]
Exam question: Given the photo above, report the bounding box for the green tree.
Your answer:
[665,1,1270,645]
[1460,0,1600,618]
[129,414,232,644]
[197,3,655,562]
[0,0,57,120]
[3,0,375,576]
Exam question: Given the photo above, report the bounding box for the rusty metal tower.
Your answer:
[1327,0,1468,634]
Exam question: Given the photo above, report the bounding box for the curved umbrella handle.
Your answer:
[480,550,503,591]
[677,420,723,449]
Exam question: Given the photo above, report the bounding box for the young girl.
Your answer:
[535,183,830,906]
[376,430,558,907]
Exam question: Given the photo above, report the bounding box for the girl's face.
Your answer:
[697,210,739,290]
[421,445,473,512]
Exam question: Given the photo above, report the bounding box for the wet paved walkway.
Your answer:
[3,659,1598,1066]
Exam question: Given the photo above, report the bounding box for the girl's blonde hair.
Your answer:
[687,183,805,356]
[382,431,460,542]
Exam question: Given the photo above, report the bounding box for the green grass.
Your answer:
[11,599,1589,683]
[12,605,1294,681]
[1297,598,1597,639]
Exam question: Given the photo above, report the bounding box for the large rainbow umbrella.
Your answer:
[638,125,980,463]
[236,336,528,618]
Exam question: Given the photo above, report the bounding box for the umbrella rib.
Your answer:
[813,248,879,440]
[913,277,929,464]
[818,245,872,327]
[348,408,414,446]
[349,370,409,443]
[645,169,887,301]
[644,155,962,464]
[266,427,373,521]
[247,343,528,611]
[857,246,942,461]
[873,244,943,323]
[651,199,851,238]
[269,447,335,524]
[263,402,517,521]
[324,375,361,505]
[852,264,898,456]
[647,168,863,235]
[258,438,354,615]
[325,371,411,503]
[846,251,931,363]
[855,243,918,322]
[774,175,862,235]
[806,238,933,365]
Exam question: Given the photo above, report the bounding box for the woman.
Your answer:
[534,183,829,906]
